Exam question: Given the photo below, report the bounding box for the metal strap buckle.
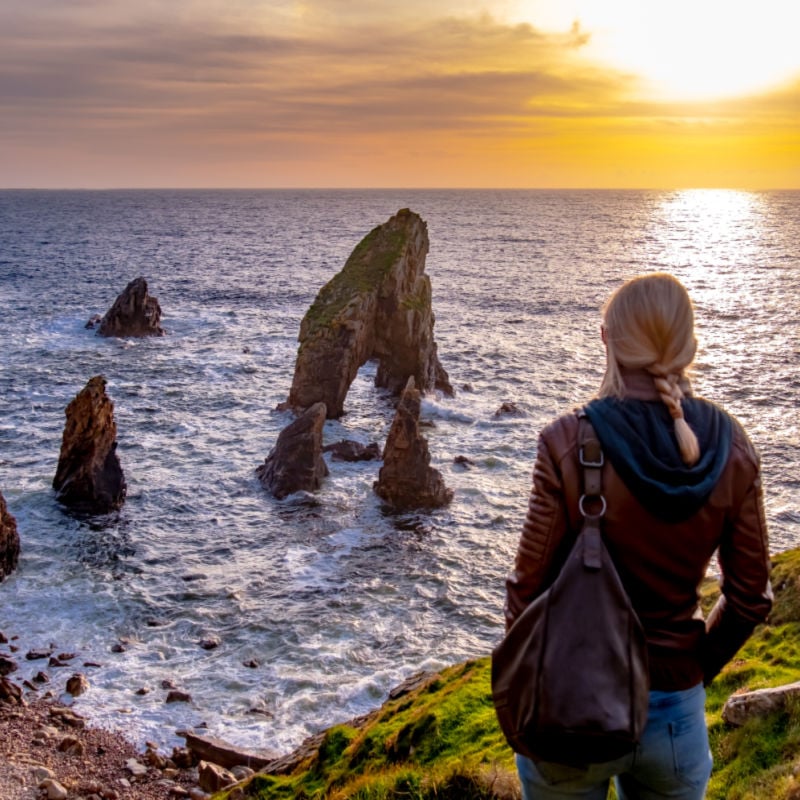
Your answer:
[579,493,607,519]
[579,445,604,468]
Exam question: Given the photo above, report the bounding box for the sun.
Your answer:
[515,0,800,101]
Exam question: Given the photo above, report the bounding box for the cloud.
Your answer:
[0,4,618,142]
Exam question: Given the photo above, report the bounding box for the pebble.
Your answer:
[125,757,149,777]
[32,765,56,783]
[39,778,68,800]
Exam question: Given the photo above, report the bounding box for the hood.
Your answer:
[584,396,732,523]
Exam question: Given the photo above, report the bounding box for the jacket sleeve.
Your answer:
[504,430,570,630]
[702,456,773,685]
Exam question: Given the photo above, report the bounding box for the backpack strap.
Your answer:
[577,409,606,570]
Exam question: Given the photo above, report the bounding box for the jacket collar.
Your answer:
[617,367,693,402]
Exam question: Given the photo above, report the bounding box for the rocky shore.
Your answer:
[0,623,270,800]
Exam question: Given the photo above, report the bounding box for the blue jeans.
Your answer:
[516,683,713,800]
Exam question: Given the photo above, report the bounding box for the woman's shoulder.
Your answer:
[538,409,582,461]
[687,396,761,470]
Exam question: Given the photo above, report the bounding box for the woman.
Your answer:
[505,273,772,800]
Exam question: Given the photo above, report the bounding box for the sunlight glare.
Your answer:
[515,0,800,101]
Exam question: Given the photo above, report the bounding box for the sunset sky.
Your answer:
[2,0,799,189]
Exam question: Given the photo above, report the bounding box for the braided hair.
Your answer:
[599,273,701,466]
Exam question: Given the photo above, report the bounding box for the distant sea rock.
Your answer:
[0,490,20,582]
[53,376,127,514]
[288,209,452,419]
[374,377,453,511]
[322,440,381,462]
[256,403,329,499]
[98,277,165,338]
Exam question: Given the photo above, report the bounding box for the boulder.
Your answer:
[0,490,20,581]
[183,732,276,770]
[256,403,329,499]
[322,440,381,462]
[374,377,453,511]
[722,681,800,727]
[52,375,127,514]
[288,209,452,419]
[97,276,165,337]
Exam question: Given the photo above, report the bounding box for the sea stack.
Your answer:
[0,490,20,581]
[98,276,165,337]
[374,377,453,511]
[288,209,452,419]
[53,376,127,514]
[256,403,329,499]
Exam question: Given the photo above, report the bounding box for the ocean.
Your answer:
[0,188,798,755]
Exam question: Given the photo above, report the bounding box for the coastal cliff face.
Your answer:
[374,377,453,510]
[0,491,20,581]
[98,277,165,338]
[288,209,452,419]
[52,376,127,514]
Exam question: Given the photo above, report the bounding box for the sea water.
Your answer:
[0,189,798,754]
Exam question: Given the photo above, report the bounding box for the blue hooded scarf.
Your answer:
[584,396,733,523]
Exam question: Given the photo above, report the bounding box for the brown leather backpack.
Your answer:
[491,413,650,766]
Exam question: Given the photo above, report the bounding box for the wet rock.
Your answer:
[26,648,53,661]
[256,403,329,499]
[97,276,165,338]
[199,636,220,651]
[495,400,520,416]
[198,761,237,793]
[171,746,196,769]
[183,732,276,770]
[66,672,89,696]
[0,676,24,705]
[0,655,17,675]
[374,377,453,511]
[322,440,381,462]
[454,455,475,468]
[52,375,127,514]
[166,689,193,704]
[0,489,20,581]
[288,209,452,419]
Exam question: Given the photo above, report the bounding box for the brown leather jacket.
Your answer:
[505,374,773,691]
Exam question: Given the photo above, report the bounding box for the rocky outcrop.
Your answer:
[288,209,452,419]
[256,403,329,499]
[722,681,800,727]
[97,277,164,337]
[374,377,452,511]
[322,440,381,462]
[0,491,20,582]
[53,376,127,514]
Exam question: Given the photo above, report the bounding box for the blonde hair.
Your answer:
[599,273,700,466]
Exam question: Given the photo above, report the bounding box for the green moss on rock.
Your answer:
[301,224,408,339]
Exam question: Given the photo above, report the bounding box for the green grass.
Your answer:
[215,549,800,800]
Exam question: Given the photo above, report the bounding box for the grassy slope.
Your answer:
[217,549,800,800]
